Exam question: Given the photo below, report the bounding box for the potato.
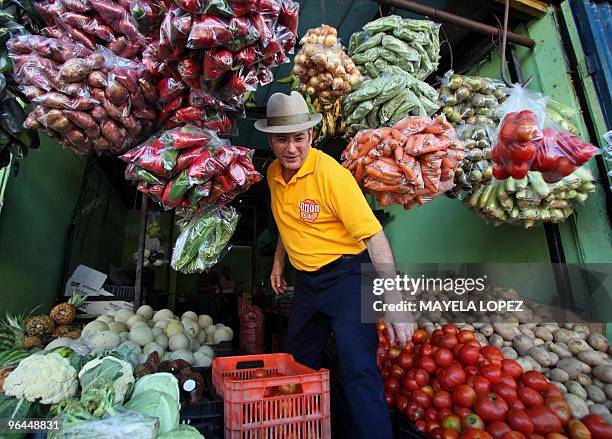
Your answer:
[480,324,493,337]
[576,373,592,387]
[88,71,108,88]
[106,79,129,105]
[46,109,72,133]
[534,327,553,342]
[59,58,92,83]
[528,346,555,367]
[586,385,606,403]
[501,347,517,359]
[588,333,609,352]
[568,339,592,355]
[549,368,570,383]
[90,106,108,122]
[604,383,612,400]
[489,334,504,348]
[589,404,610,417]
[548,342,573,359]
[519,327,535,338]
[593,364,612,383]
[533,338,545,346]
[551,381,567,393]
[565,393,589,419]
[557,358,591,379]
[566,381,587,399]
[513,335,534,356]
[553,328,574,344]
[578,350,608,367]
[474,333,488,347]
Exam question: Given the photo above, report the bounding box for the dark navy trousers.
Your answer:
[285,251,393,439]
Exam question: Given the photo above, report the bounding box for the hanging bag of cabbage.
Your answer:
[437,71,508,126]
[348,15,440,81]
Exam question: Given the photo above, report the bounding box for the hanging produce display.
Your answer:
[466,168,596,228]
[341,115,464,209]
[34,0,148,59]
[438,71,508,126]
[348,15,440,81]
[121,125,262,210]
[171,205,240,274]
[342,68,439,133]
[492,86,599,182]
[546,97,580,135]
[292,24,363,143]
[140,0,299,135]
[8,37,158,154]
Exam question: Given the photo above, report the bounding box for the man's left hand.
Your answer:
[385,312,416,348]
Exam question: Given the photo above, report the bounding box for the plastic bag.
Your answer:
[278,0,299,36]
[171,205,240,274]
[226,17,260,51]
[202,49,233,80]
[491,85,547,180]
[187,16,233,49]
[239,302,265,354]
[532,116,600,183]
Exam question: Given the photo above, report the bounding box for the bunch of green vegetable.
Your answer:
[171,205,240,274]
[438,71,508,126]
[546,97,580,134]
[343,67,438,133]
[465,167,596,228]
[447,125,494,198]
[348,15,440,81]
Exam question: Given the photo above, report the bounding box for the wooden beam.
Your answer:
[494,0,548,18]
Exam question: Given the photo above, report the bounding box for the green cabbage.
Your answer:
[124,390,179,434]
[158,425,204,438]
[132,373,180,404]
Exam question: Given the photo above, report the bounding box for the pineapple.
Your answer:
[50,292,87,326]
[25,315,55,337]
[0,307,40,349]
[65,329,81,340]
[52,325,81,339]
[22,335,41,349]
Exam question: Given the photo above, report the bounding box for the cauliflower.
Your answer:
[3,353,78,404]
[78,357,134,404]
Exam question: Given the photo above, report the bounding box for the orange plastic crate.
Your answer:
[212,353,331,439]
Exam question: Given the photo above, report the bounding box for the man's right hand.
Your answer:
[270,262,287,295]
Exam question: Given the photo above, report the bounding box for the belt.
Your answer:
[309,250,369,274]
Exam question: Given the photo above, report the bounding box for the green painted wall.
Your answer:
[0,136,85,314]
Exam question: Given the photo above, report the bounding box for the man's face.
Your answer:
[268,129,312,171]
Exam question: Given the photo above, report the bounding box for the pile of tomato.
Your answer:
[377,321,611,439]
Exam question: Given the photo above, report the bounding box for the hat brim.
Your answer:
[254,113,323,134]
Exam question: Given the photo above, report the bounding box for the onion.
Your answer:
[307,68,317,77]
[309,76,319,87]
[332,78,344,90]
[324,35,337,47]
[306,86,316,96]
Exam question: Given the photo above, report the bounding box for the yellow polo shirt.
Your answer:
[267,148,382,272]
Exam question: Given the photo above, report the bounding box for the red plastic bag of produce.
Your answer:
[187,15,232,49]
[200,110,237,137]
[202,48,233,80]
[157,77,186,104]
[234,46,259,66]
[224,65,258,96]
[239,302,264,354]
[161,169,192,209]
[531,117,600,183]
[188,150,225,184]
[226,17,259,51]
[173,146,207,173]
[251,14,274,48]
[230,0,257,16]
[278,0,299,36]
[160,125,221,150]
[160,4,192,51]
[255,0,280,15]
[491,85,546,180]
[177,57,202,88]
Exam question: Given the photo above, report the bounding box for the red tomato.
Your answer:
[526,406,562,435]
[397,352,414,371]
[474,392,509,423]
[421,343,434,357]
[438,365,467,391]
[441,415,462,433]
[384,377,400,394]
[428,421,442,433]
[402,377,419,392]
[502,360,524,379]
[463,428,494,439]
[421,385,434,397]
[500,373,518,389]
[493,165,510,180]
[487,422,512,439]
[459,345,481,365]
[434,348,455,367]
[509,399,526,410]
[395,395,409,412]
[415,420,427,433]
[501,432,527,439]
[426,407,439,422]
[434,391,453,409]
[507,409,535,435]
[414,369,430,387]
[412,389,432,408]
[508,142,537,162]
[384,392,394,407]
[433,379,442,392]
[567,419,594,439]
[381,367,390,380]
[413,329,428,344]
[457,330,476,344]
[419,355,438,373]
[492,383,518,403]
[439,335,458,350]
[442,324,458,336]
[431,427,444,439]
[388,347,401,359]
[442,428,460,439]
[454,406,472,419]
[390,364,405,380]
[508,161,530,179]
[466,340,482,349]
[406,402,425,421]
[465,365,480,377]
[462,414,485,430]
[480,364,503,384]
[556,157,576,176]
[481,346,504,363]
[546,434,568,439]
[521,372,550,393]
[453,384,477,408]
[543,385,562,399]
[468,376,491,394]
[517,387,543,407]
[438,407,453,420]
[544,397,570,426]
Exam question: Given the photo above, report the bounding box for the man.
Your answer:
[255,92,414,439]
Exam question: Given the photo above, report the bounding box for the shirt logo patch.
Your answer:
[299,199,320,223]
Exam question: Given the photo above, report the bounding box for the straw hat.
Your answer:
[254,91,322,134]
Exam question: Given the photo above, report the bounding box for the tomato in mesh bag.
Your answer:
[187,15,232,49]
[278,0,299,36]
[177,57,202,88]
[202,48,233,80]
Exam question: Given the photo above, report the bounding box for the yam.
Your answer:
[568,339,592,355]
[576,373,592,387]
[528,346,555,367]
[501,347,517,360]
[578,350,608,367]
[534,327,553,342]
[513,335,534,356]
[489,334,504,348]
[557,358,590,379]
[549,368,570,383]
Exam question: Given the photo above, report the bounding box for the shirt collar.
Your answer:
[272,148,318,186]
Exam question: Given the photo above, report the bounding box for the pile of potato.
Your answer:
[293,25,363,102]
[414,286,612,424]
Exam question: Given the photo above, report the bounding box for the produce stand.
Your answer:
[0,1,610,439]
